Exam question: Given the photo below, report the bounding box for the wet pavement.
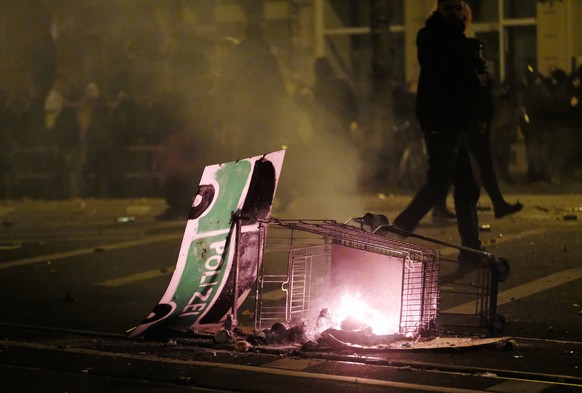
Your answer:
[1,322,582,392]
[1,191,582,392]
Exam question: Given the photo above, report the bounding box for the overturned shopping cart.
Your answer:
[128,151,508,340]
[253,216,509,337]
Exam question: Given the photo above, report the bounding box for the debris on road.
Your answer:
[234,340,252,352]
[116,216,136,223]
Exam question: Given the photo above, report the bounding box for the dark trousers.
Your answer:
[467,122,506,209]
[394,130,481,249]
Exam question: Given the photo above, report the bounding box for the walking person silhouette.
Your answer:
[393,0,483,261]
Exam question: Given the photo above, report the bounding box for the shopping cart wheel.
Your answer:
[493,257,510,282]
[488,314,506,336]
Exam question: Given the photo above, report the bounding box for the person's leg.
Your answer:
[468,123,523,218]
[546,122,570,184]
[491,126,514,183]
[453,135,482,252]
[527,126,549,182]
[467,123,506,206]
[394,131,457,232]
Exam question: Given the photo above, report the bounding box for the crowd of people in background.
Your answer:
[1,30,582,208]
[520,65,582,185]
[0,77,172,200]
[389,63,582,191]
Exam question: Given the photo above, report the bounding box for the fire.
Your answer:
[336,293,399,335]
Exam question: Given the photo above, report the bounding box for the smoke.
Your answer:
[276,118,363,220]
[2,2,370,206]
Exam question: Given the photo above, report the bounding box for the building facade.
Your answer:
[1,0,581,108]
[315,0,582,91]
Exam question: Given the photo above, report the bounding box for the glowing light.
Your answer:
[336,293,399,335]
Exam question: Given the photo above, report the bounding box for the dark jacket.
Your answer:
[415,12,475,132]
[467,38,493,124]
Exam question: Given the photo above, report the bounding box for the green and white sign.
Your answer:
[130,150,285,337]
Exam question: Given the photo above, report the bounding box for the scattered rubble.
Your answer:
[213,329,234,344]
[165,339,178,347]
[116,216,136,223]
[234,340,252,352]
[153,315,511,355]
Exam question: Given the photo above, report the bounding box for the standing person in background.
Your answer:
[51,79,82,198]
[78,82,107,197]
[520,66,551,183]
[44,78,65,144]
[14,84,44,146]
[465,38,523,219]
[393,0,483,262]
[545,68,573,184]
[98,88,135,197]
[53,84,81,198]
[490,81,519,184]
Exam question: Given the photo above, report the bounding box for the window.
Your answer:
[471,1,499,23]
[504,26,537,84]
[320,0,406,90]
[504,0,536,19]
[325,0,403,28]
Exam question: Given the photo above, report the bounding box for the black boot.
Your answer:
[494,202,523,219]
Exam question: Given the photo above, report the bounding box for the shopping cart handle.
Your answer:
[374,224,491,256]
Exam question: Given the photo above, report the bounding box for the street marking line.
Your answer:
[486,380,552,392]
[5,340,493,393]
[96,266,175,287]
[444,266,582,314]
[0,233,182,271]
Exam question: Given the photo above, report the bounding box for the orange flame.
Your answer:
[337,293,399,335]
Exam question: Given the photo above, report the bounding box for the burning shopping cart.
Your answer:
[129,151,508,343]
[253,215,509,339]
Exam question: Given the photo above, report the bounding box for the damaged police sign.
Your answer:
[129,150,285,338]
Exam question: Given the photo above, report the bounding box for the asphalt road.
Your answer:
[0,191,581,392]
